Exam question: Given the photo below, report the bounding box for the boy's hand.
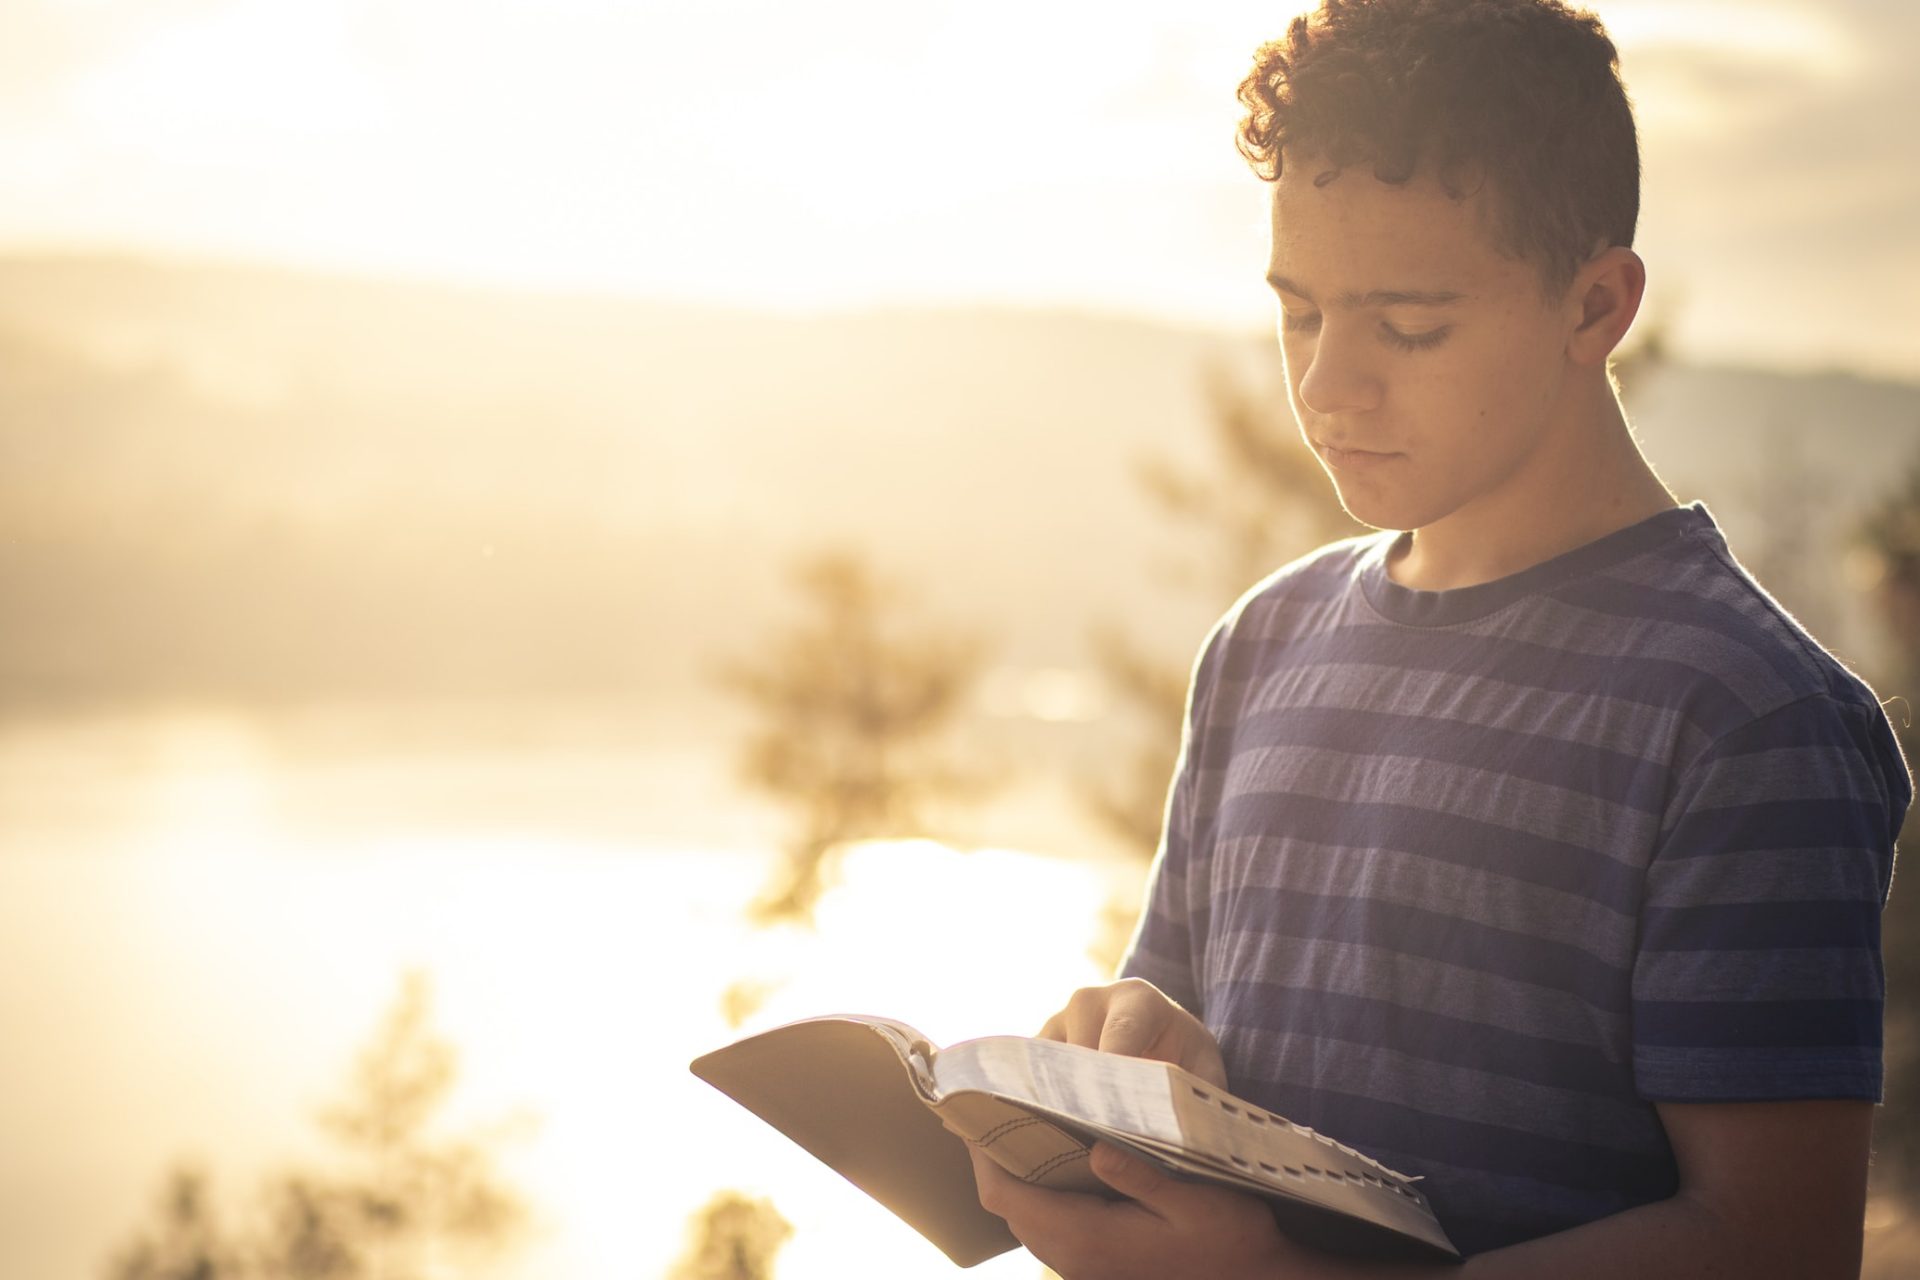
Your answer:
[965,1141,1326,1280]
[1038,977,1229,1088]
[953,979,1279,1273]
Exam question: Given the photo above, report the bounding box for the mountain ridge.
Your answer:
[2,253,1914,715]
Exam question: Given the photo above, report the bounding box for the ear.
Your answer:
[1565,246,1646,367]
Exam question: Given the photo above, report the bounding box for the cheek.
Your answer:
[1444,330,1559,432]
[1491,307,1570,394]
[1280,339,1315,426]
[1278,330,1307,382]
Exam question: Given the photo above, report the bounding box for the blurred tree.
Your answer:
[1082,623,1199,870]
[668,1191,792,1280]
[250,1178,356,1280]
[718,550,991,923]
[107,1165,244,1280]
[1085,349,1359,864]
[291,971,528,1279]
[105,974,529,1280]
[718,977,781,1029]
[1856,456,1920,1198]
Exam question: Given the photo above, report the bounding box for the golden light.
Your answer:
[4,4,1917,1279]
[0,0,1317,319]
[135,711,275,856]
[682,838,1124,1279]
[2,739,1129,1280]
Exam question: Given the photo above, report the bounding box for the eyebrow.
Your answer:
[1266,273,1464,308]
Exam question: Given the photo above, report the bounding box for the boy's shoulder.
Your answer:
[1207,506,1890,738]
[1549,506,1885,728]
[1222,529,1387,626]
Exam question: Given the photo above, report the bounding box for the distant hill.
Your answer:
[0,255,1240,717]
[2,253,1916,720]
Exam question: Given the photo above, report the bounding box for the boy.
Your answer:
[958,2,1911,1276]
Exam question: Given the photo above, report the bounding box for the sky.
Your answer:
[0,0,1915,378]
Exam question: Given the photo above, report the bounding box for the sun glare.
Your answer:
[684,837,1123,1279]
[68,3,385,151]
[45,807,1125,1280]
[137,711,275,856]
[8,0,1906,366]
[0,1,1316,320]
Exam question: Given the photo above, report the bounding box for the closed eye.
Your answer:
[1382,323,1450,351]
[1280,309,1322,335]
[1282,306,1451,351]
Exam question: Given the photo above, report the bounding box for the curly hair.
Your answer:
[1238,0,1639,295]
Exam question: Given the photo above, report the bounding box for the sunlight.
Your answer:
[10,2,1916,1275]
[687,837,1123,1279]
[46,824,1124,1280]
[768,838,1115,1039]
[434,835,1125,1279]
[0,0,1310,316]
[67,3,385,153]
[138,711,275,856]
[0,0,1911,371]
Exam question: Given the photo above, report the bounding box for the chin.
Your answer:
[1331,486,1425,534]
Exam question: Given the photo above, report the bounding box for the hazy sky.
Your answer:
[2,0,1915,377]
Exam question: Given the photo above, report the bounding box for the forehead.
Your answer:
[1266,159,1529,298]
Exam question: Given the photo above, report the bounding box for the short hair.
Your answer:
[1237,0,1639,295]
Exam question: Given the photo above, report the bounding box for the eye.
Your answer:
[1280,308,1322,335]
[1381,323,1450,352]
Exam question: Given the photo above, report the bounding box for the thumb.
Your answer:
[1088,1143,1173,1203]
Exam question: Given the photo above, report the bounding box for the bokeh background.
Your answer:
[4,2,1919,1278]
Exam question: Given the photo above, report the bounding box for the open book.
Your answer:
[690,1014,1458,1267]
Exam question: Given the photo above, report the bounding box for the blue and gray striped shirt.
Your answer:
[1121,504,1909,1255]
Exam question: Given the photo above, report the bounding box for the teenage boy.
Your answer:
[957,2,1910,1276]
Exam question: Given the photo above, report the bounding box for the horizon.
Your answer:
[1,246,1915,389]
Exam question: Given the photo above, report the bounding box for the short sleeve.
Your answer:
[1631,692,1908,1102]
[1118,625,1229,1016]
[1119,752,1200,1012]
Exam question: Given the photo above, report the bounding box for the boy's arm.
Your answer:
[1441,1097,1873,1280]
[965,1096,1873,1280]
[963,979,1876,1279]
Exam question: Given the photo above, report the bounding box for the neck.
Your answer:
[1388,377,1676,592]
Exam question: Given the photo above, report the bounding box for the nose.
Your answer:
[1294,322,1384,416]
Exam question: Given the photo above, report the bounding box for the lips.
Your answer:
[1314,441,1401,470]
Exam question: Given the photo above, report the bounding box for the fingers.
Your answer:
[1037,980,1231,1088]
[964,1142,1024,1211]
[965,1143,1116,1228]
[1041,979,1166,1051]
[1040,984,1120,1048]
[959,1132,1289,1277]
[1096,1005,1159,1059]
[1088,1143,1171,1202]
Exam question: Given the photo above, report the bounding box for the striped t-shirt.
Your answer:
[1120,503,1909,1255]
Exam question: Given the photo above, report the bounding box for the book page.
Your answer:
[931,1037,1183,1145]
[934,1038,1453,1257]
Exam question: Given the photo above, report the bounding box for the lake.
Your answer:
[0,705,1130,1280]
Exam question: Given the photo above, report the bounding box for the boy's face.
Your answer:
[1267,156,1579,534]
